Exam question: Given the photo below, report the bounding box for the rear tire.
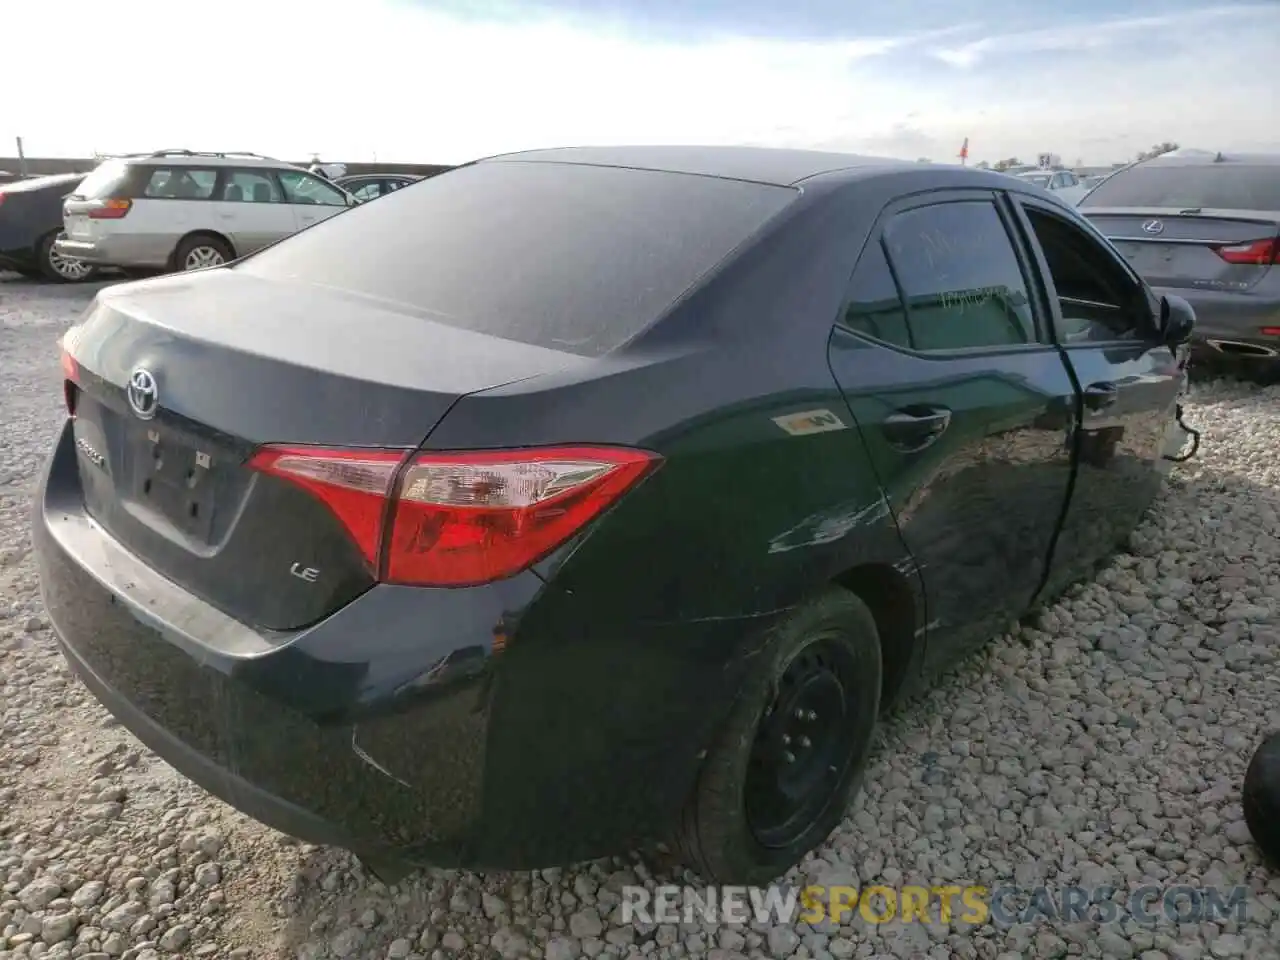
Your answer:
[677,588,883,885]
[37,232,99,283]
[1243,731,1280,867]
[173,234,233,272]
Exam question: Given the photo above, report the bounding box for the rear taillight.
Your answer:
[1260,327,1280,338]
[1215,237,1279,266]
[88,198,132,220]
[60,345,80,416]
[247,444,661,587]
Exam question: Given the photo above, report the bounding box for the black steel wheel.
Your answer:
[744,638,860,848]
[677,588,883,885]
[1243,730,1280,867]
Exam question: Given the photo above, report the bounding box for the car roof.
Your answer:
[479,144,919,187]
[110,152,294,169]
[1140,150,1280,167]
[0,172,82,192]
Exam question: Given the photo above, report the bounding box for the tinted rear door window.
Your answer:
[883,200,1037,351]
[841,241,913,349]
[1081,164,1280,211]
[237,161,797,356]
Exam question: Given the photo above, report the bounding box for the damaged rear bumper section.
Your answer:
[34,420,752,871]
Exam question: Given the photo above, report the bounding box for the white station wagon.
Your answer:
[56,150,356,272]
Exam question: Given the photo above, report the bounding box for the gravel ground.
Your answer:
[2,270,1280,960]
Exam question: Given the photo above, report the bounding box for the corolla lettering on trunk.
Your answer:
[75,437,105,468]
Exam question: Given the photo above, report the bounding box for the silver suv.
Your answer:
[55,150,356,272]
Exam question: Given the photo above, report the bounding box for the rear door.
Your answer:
[130,165,221,250]
[278,169,352,232]
[1008,193,1184,600]
[827,189,1079,670]
[213,167,295,254]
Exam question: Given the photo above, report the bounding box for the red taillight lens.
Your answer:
[60,345,80,416]
[247,444,660,586]
[1214,237,1279,266]
[1260,326,1280,337]
[88,198,132,220]
[246,447,405,571]
[386,446,659,586]
[60,348,79,382]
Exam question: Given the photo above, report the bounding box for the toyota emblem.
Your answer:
[127,368,159,420]
[1142,219,1165,235]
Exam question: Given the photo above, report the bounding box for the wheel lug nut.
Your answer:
[794,708,805,720]
[784,751,796,764]
[805,710,817,721]
[782,734,791,746]
[799,736,811,748]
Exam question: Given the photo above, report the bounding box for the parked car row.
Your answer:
[0,150,426,284]
[54,151,360,274]
[1013,168,1092,205]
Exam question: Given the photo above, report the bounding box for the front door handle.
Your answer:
[882,405,952,452]
[1083,381,1119,411]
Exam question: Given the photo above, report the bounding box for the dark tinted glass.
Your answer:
[238,161,797,356]
[1023,207,1145,341]
[842,242,911,348]
[1081,164,1280,211]
[884,201,1036,351]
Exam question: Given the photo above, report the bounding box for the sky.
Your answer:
[4,0,1278,167]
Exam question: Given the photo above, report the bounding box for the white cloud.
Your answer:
[2,0,1276,167]
[930,3,1269,68]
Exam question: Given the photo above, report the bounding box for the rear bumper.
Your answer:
[1155,284,1280,360]
[55,234,173,269]
[34,420,756,868]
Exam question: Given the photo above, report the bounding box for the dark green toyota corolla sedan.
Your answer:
[35,145,1194,885]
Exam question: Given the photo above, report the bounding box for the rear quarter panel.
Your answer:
[423,179,924,623]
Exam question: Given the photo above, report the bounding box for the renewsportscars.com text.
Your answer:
[620,884,1249,928]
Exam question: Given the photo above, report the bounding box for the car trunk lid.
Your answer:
[1084,208,1279,294]
[61,268,585,631]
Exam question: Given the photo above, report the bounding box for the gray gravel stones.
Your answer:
[3,272,1280,958]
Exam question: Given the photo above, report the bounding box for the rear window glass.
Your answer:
[236,161,797,356]
[75,160,130,199]
[1081,164,1280,211]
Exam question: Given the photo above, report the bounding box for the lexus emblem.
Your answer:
[1142,219,1165,235]
[127,368,159,420]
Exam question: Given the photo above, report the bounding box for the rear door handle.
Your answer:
[1083,381,1119,411]
[882,405,952,452]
